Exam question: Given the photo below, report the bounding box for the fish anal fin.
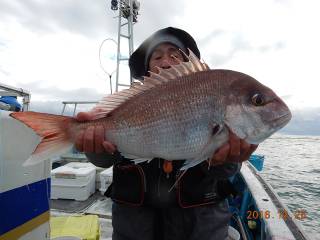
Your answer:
[132,158,153,164]
[180,158,207,171]
[120,152,153,164]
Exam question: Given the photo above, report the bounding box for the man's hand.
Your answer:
[209,130,258,166]
[74,111,117,154]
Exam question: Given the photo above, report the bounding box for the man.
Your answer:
[75,27,257,240]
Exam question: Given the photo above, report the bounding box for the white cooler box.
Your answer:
[99,167,113,195]
[95,166,106,190]
[51,162,96,201]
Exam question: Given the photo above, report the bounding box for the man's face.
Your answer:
[148,43,184,74]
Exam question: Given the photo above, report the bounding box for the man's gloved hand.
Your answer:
[208,130,258,166]
[74,111,117,154]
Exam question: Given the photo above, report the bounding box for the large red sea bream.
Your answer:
[11,51,292,169]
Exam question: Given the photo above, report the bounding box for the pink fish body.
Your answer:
[11,51,291,169]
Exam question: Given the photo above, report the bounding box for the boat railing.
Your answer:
[61,101,98,116]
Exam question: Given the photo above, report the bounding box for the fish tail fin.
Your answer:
[10,111,76,166]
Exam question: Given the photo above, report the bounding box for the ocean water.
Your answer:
[255,133,320,240]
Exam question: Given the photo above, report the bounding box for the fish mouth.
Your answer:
[269,113,292,128]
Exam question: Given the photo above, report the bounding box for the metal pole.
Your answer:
[128,0,134,85]
[128,0,134,56]
[73,103,77,116]
[23,95,30,111]
[109,74,113,94]
[115,5,122,93]
[61,103,66,115]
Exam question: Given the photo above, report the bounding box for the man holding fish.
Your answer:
[75,27,259,240]
[11,26,291,239]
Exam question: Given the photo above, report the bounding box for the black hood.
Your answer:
[129,27,200,79]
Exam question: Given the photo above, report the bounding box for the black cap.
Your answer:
[129,27,200,79]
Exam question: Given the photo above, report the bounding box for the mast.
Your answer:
[111,0,140,92]
[62,1,140,116]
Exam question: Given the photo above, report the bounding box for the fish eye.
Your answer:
[251,93,265,106]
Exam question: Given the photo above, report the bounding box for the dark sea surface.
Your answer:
[255,133,320,240]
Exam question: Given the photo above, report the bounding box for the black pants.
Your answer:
[112,200,231,240]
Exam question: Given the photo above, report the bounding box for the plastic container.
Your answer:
[99,167,113,195]
[95,166,106,190]
[51,162,96,201]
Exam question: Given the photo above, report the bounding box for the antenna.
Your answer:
[99,38,117,94]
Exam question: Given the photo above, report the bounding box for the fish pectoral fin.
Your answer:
[180,157,208,171]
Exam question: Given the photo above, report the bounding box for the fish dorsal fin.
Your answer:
[90,49,210,119]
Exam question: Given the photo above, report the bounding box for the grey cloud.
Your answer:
[281,107,320,136]
[0,40,6,47]
[280,95,293,101]
[258,41,286,52]
[17,81,105,115]
[29,100,71,115]
[198,29,226,46]
[29,100,97,116]
[232,35,252,51]
[0,66,10,76]
[0,0,185,41]
[0,0,117,38]
[200,31,286,66]
[202,33,253,66]
[133,0,186,44]
[17,81,104,102]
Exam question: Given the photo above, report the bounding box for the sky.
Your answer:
[0,0,320,115]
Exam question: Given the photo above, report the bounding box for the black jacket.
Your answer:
[87,152,240,208]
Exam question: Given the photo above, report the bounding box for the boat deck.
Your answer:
[50,192,113,240]
[48,156,311,240]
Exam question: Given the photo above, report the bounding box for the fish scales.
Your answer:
[103,71,225,160]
